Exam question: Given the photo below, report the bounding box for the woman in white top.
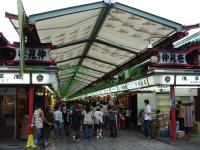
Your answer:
[82,104,93,139]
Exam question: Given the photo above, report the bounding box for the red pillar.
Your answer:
[170,85,176,141]
[28,85,34,134]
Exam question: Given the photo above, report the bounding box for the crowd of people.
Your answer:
[31,99,132,147]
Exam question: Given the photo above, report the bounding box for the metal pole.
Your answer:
[170,85,176,141]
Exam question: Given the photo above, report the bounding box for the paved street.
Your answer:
[0,130,199,150]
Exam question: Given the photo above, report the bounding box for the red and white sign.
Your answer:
[14,48,50,61]
[159,52,187,65]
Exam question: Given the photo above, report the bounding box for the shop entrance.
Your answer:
[0,96,15,139]
[129,94,138,126]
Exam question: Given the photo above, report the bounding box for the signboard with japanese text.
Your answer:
[126,78,149,90]
[118,84,128,91]
[110,86,118,92]
[14,48,50,61]
[0,73,30,84]
[32,73,57,84]
[159,52,187,65]
[105,88,110,94]
[176,75,200,85]
[100,89,106,94]
[96,91,101,95]
[147,75,175,85]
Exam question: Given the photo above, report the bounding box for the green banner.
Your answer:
[17,0,26,78]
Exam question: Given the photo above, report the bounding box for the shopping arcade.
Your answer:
[5,0,200,143]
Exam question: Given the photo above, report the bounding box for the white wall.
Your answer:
[137,92,157,111]
[175,88,197,96]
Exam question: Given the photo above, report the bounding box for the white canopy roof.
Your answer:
[28,1,183,97]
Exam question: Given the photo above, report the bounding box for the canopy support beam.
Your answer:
[86,55,118,67]
[66,5,111,96]
[95,39,138,54]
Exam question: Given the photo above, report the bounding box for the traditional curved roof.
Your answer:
[28,1,183,97]
[174,31,200,48]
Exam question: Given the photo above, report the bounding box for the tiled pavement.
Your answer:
[0,130,200,150]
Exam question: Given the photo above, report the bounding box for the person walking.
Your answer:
[71,104,82,141]
[144,99,152,139]
[32,105,50,147]
[125,108,131,129]
[177,101,185,131]
[94,106,104,139]
[82,104,93,139]
[108,100,118,137]
[53,106,63,138]
[44,107,54,139]
[102,101,109,128]
[63,105,71,137]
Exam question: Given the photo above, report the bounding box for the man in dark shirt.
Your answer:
[108,100,118,137]
[71,104,82,141]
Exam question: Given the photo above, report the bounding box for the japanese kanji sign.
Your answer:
[14,48,50,61]
[159,52,187,64]
[176,75,200,85]
[118,84,128,91]
[126,78,149,90]
[0,73,30,84]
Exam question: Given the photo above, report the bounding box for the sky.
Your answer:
[0,0,200,43]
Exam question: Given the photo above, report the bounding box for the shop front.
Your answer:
[76,68,200,140]
[0,71,58,140]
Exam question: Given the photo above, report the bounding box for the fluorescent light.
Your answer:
[44,85,53,94]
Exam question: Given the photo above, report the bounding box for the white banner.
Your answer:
[0,73,30,84]
[118,84,127,91]
[32,73,57,84]
[105,88,110,94]
[126,78,149,90]
[110,86,117,92]
[147,75,175,85]
[176,75,200,85]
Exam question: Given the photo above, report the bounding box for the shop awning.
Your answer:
[28,1,183,97]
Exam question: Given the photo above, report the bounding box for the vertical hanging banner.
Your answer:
[17,0,26,78]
